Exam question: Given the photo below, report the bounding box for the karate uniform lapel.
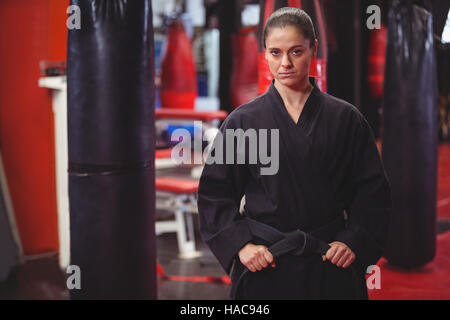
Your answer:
[267,78,322,158]
[266,78,323,228]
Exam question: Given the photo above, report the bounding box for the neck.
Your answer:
[274,78,313,107]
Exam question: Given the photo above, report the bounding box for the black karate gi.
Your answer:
[198,78,392,299]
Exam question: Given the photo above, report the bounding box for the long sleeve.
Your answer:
[334,112,392,269]
[197,115,253,274]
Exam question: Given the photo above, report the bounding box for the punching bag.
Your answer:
[382,0,438,268]
[68,0,156,299]
[258,0,328,94]
[367,24,387,99]
[257,0,280,95]
[230,26,259,108]
[160,19,197,110]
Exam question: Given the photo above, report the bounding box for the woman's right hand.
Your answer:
[238,243,276,272]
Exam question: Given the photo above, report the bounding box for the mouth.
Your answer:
[279,72,295,77]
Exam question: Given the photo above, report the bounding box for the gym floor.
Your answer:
[1,142,449,300]
[0,219,229,300]
[1,217,449,300]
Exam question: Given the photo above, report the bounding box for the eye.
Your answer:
[292,50,303,56]
[270,50,280,56]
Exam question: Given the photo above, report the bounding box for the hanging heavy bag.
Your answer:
[160,19,197,109]
[367,23,387,99]
[230,26,259,108]
[257,0,279,95]
[382,0,438,268]
[67,0,156,299]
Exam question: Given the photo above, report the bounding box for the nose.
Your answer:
[281,53,292,69]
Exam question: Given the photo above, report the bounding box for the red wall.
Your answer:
[0,0,68,255]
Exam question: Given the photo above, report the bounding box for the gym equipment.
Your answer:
[67,0,156,299]
[230,26,259,108]
[382,0,438,268]
[160,19,197,110]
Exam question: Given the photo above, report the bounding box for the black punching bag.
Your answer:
[382,0,438,268]
[67,0,156,299]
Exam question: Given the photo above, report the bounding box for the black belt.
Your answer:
[230,215,346,299]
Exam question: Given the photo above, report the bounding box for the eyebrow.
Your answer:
[267,44,305,50]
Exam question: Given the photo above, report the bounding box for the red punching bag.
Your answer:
[258,0,328,93]
[303,0,328,92]
[160,19,197,109]
[230,26,259,108]
[257,0,277,95]
[367,24,387,99]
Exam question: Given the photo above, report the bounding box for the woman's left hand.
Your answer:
[322,241,356,268]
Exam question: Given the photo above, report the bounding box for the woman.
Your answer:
[198,7,391,299]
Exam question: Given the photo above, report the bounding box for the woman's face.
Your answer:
[265,25,317,89]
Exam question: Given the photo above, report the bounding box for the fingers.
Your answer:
[246,263,256,273]
[265,249,276,268]
[335,251,350,267]
[250,247,266,271]
[241,245,275,272]
[331,246,346,265]
[257,251,268,269]
[342,253,355,268]
[323,242,356,268]
[254,256,265,271]
[263,249,276,268]
[325,245,338,261]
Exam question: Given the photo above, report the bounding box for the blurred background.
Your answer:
[0,0,449,300]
